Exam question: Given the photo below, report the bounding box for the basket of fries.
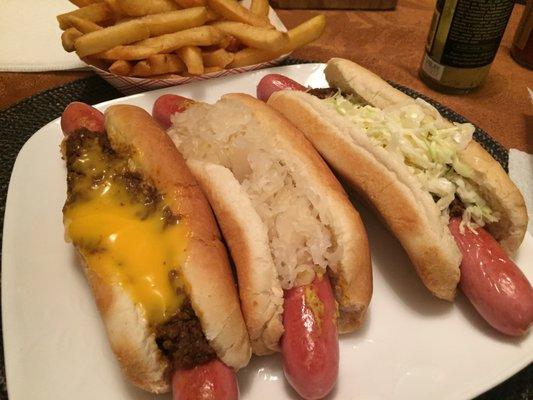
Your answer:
[57,0,325,94]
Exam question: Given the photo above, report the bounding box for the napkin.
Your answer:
[509,149,533,235]
[0,0,87,72]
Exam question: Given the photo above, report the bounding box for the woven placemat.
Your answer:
[0,58,530,399]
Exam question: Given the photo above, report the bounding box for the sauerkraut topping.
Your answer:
[169,101,340,289]
[324,93,499,230]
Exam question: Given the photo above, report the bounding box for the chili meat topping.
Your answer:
[64,128,216,369]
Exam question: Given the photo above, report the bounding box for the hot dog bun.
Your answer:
[185,159,285,354]
[324,58,527,254]
[62,104,251,392]
[268,58,527,301]
[167,93,372,354]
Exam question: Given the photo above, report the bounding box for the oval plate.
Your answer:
[3,63,532,400]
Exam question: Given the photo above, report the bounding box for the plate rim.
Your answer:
[2,62,532,400]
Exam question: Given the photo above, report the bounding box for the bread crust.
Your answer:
[85,268,171,393]
[64,105,251,393]
[268,57,527,299]
[170,94,372,346]
[186,159,284,355]
[457,141,527,255]
[325,57,413,109]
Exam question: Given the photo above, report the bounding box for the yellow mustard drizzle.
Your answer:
[63,131,188,325]
[304,284,324,332]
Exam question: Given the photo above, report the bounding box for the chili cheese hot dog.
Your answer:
[152,93,373,399]
[260,58,533,336]
[60,102,251,399]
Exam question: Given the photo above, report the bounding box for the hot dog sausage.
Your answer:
[60,101,105,134]
[172,360,239,400]
[152,94,195,129]
[256,74,306,102]
[281,275,339,400]
[449,218,533,336]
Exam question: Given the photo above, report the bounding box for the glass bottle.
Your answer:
[419,0,515,94]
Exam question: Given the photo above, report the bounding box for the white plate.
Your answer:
[3,64,532,400]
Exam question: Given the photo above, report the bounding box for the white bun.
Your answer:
[325,58,527,255]
[168,94,373,354]
[64,105,251,393]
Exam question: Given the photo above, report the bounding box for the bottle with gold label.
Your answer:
[419,0,515,94]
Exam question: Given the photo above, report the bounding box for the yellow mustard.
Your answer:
[304,284,324,332]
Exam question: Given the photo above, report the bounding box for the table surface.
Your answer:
[0,1,531,152]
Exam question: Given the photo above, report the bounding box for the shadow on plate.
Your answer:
[237,352,341,399]
[454,291,528,344]
[351,196,453,317]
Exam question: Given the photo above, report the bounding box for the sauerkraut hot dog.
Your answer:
[261,58,533,336]
[60,102,251,399]
[152,93,372,399]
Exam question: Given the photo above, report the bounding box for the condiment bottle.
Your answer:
[419,0,515,94]
[511,0,533,69]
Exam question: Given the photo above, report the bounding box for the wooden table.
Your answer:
[0,1,530,152]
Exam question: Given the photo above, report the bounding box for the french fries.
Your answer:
[174,0,207,7]
[250,0,269,18]
[66,15,103,33]
[118,0,178,16]
[177,46,204,75]
[281,14,326,52]
[230,14,327,68]
[98,25,224,60]
[57,3,112,30]
[222,35,243,52]
[109,59,133,75]
[69,0,101,8]
[229,47,273,69]
[202,48,234,68]
[207,0,271,28]
[212,21,288,51]
[204,66,223,73]
[57,0,326,78]
[205,8,219,22]
[61,28,84,52]
[142,7,208,36]
[132,54,185,76]
[75,8,209,57]
[104,0,124,17]
[75,20,150,57]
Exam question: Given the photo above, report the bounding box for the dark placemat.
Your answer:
[0,58,530,399]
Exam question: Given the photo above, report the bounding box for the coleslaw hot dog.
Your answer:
[260,59,533,336]
[60,102,250,399]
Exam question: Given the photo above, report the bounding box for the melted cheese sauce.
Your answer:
[63,131,188,325]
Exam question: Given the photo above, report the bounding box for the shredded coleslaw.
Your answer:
[324,93,499,229]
